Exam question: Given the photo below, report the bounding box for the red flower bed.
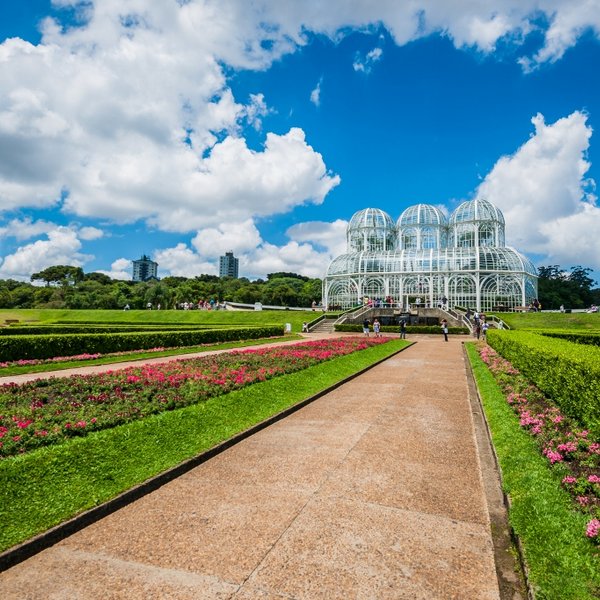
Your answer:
[0,337,390,458]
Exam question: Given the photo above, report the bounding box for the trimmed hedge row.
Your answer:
[486,330,600,434]
[0,325,212,336]
[0,326,284,362]
[541,331,600,347]
[334,323,468,335]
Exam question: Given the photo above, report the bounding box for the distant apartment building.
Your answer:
[132,254,158,282]
[219,251,239,278]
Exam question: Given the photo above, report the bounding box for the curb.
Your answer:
[0,340,413,572]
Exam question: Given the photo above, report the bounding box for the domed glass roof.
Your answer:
[450,198,505,225]
[348,208,396,232]
[478,247,537,276]
[398,204,447,227]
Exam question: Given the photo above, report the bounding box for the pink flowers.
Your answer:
[477,343,599,544]
[0,337,391,458]
[542,448,563,464]
[586,519,600,539]
[557,442,577,454]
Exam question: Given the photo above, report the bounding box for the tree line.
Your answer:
[0,268,323,310]
[0,263,596,311]
[537,265,599,310]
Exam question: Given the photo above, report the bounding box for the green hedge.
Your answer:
[0,326,283,362]
[486,330,600,434]
[334,323,468,335]
[0,325,211,336]
[540,331,600,347]
[466,344,600,599]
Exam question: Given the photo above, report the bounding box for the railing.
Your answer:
[335,305,369,325]
[485,315,510,330]
[306,314,326,330]
[439,306,472,332]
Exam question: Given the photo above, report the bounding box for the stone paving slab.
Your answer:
[0,335,504,599]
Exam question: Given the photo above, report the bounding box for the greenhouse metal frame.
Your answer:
[323,199,538,312]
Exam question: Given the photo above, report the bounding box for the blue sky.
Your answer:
[0,1,599,282]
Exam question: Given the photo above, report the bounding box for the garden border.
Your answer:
[0,341,413,571]
[463,343,533,600]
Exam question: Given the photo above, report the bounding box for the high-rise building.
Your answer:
[132,254,158,281]
[219,251,239,278]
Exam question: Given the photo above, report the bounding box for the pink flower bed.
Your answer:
[0,347,171,368]
[478,344,600,543]
[0,337,390,458]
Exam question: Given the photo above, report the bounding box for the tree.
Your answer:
[84,272,113,285]
[267,272,309,282]
[537,265,597,309]
[31,265,84,287]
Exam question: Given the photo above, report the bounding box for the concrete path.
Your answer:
[0,335,507,599]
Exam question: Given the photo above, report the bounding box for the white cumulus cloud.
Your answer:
[476,110,599,269]
[97,257,132,280]
[0,227,92,280]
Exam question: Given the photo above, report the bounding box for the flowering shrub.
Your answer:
[0,348,169,369]
[0,337,390,458]
[478,343,600,543]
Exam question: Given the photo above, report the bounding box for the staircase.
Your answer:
[309,318,337,333]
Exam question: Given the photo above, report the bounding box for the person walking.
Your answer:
[441,318,449,342]
[482,321,489,341]
[399,319,407,339]
[362,318,370,337]
[373,318,381,337]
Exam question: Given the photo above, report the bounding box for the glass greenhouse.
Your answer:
[323,199,538,311]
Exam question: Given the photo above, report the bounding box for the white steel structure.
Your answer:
[323,199,538,311]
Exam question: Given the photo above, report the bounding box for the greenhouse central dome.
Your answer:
[323,199,538,311]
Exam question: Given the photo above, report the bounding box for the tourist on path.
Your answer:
[399,320,407,339]
[373,319,381,337]
[362,318,370,336]
[441,318,449,342]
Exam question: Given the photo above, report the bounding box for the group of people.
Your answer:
[465,310,489,340]
[361,296,396,308]
[361,318,407,339]
[177,299,223,311]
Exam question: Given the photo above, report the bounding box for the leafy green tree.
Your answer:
[537,265,597,309]
[31,265,84,287]
[84,272,113,285]
[9,285,35,308]
[267,272,309,282]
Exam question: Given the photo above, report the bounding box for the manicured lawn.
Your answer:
[0,338,409,552]
[495,311,600,330]
[0,308,322,332]
[466,343,600,600]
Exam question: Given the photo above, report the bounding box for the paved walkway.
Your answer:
[0,335,511,599]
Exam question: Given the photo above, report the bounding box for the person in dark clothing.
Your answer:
[362,319,370,336]
[400,320,407,339]
[441,318,449,342]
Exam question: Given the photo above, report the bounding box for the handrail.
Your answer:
[336,305,370,325]
[485,315,510,330]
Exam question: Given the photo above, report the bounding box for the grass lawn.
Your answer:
[494,311,600,330]
[0,308,322,332]
[0,338,409,553]
[466,343,600,600]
